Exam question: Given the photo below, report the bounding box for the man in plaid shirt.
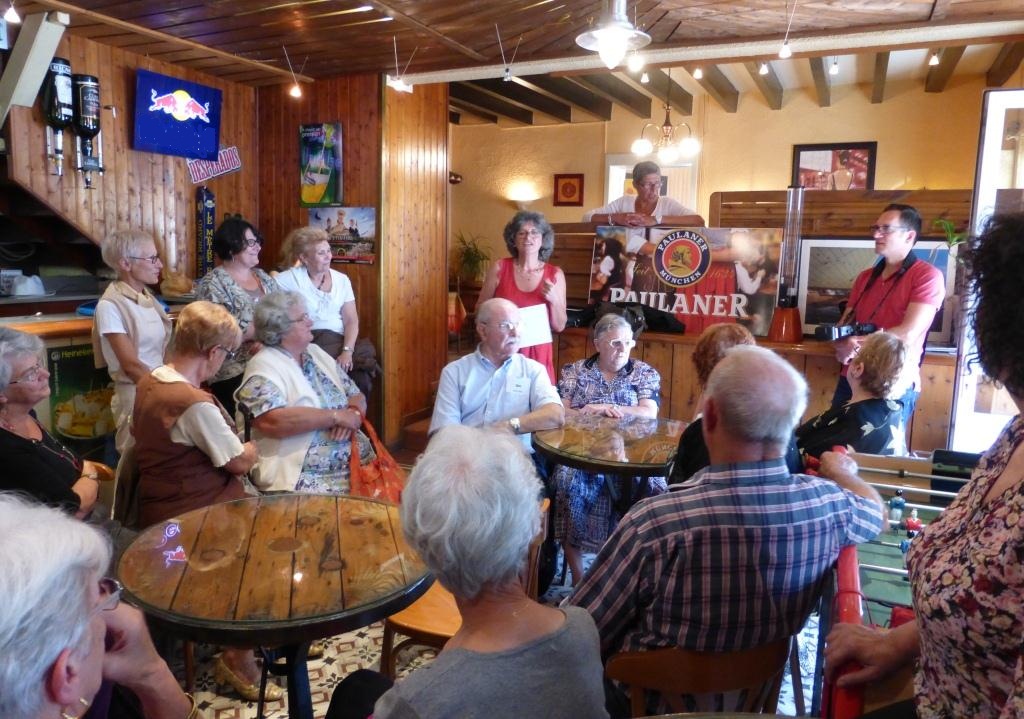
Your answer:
[570,346,886,697]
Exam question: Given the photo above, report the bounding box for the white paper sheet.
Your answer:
[516,303,553,349]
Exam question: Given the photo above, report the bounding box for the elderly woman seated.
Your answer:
[796,331,908,459]
[237,290,373,494]
[0,494,198,719]
[326,426,608,719]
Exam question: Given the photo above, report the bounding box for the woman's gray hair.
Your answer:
[253,290,307,347]
[401,426,542,600]
[593,312,632,341]
[502,211,555,261]
[704,345,807,447]
[0,493,111,719]
[0,327,44,392]
[100,229,156,271]
[632,160,661,184]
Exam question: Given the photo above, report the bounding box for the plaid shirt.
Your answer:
[568,458,884,656]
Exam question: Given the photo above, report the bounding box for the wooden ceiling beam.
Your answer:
[925,45,966,92]
[516,75,613,121]
[621,68,693,116]
[695,65,739,114]
[449,110,460,125]
[467,78,573,123]
[742,61,783,110]
[929,0,953,21]
[987,41,1024,86]
[809,57,831,107]
[450,83,533,125]
[450,99,498,124]
[872,51,889,103]
[574,74,652,119]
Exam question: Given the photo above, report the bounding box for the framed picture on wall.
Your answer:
[797,238,956,344]
[791,141,877,190]
[553,173,584,206]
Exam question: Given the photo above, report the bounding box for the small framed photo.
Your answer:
[553,173,584,206]
[791,142,877,190]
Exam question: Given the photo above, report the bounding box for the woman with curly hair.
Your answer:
[478,211,567,383]
[826,212,1024,718]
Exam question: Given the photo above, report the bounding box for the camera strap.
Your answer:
[846,254,918,326]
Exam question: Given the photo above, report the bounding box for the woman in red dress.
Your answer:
[479,211,567,383]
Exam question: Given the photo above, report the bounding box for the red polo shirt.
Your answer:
[843,259,945,382]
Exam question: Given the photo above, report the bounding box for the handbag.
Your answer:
[349,417,405,503]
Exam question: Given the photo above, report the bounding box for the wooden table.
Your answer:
[533,413,686,509]
[118,494,431,719]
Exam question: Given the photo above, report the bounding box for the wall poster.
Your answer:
[308,206,377,264]
[47,344,114,461]
[300,122,343,207]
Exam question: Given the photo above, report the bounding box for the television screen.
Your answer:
[133,69,222,160]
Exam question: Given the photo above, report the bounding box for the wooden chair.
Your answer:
[604,636,792,717]
[378,498,550,678]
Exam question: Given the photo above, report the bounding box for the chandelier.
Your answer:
[575,0,650,70]
[630,70,700,163]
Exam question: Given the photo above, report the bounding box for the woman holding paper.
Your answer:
[478,211,567,383]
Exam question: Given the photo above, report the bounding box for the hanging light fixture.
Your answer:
[640,71,650,84]
[4,1,19,23]
[829,56,839,76]
[627,51,645,73]
[386,36,417,93]
[630,69,700,163]
[282,46,304,99]
[692,67,703,80]
[576,0,650,70]
[778,0,797,58]
[495,24,522,82]
[758,61,769,76]
[928,51,940,66]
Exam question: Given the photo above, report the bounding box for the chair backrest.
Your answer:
[111,444,143,530]
[520,497,550,600]
[605,636,791,717]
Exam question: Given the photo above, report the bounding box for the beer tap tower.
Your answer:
[39,57,73,176]
[767,186,805,343]
[71,73,104,188]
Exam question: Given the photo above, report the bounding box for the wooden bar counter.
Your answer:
[553,328,954,455]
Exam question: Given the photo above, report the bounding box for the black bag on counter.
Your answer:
[567,301,684,337]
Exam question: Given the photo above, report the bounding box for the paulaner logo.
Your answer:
[653,229,711,288]
[148,88,210,123]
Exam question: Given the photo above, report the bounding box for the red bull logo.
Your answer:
[148,87,210,123]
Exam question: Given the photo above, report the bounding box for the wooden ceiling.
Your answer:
[16,0,1024,114]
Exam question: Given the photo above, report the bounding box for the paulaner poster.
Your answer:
[299,122,343,207]
[589,226,784,336]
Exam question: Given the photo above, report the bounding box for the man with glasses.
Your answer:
[830,204,945,432]
[430,298,563,457]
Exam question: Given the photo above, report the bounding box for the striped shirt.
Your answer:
[569,458,884,656]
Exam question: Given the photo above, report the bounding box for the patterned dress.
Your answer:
[236,351,374,494]
[906,415,1024,717]
[552,355,664,552]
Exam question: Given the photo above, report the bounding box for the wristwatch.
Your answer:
[508,417,521,434]
[342,346,352,353]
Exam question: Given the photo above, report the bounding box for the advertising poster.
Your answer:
[309,206,376,264]
[589,226,783,336]
[299,122,343,207]
[46,344,114,461]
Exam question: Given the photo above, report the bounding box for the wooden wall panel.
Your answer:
[6,33,257,277]
[380,83,449,442]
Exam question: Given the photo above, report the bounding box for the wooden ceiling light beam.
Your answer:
[742,61,783,110]
[871,51,889,103]
[622,68,692,116]
[925,45,966,92]
[809,56,831,107]
[573,74,652,118]
[516,75,613,121]
[987,41,1024,86]
[450,83,533,124]
[467,78,573,123]
[694,65,739,113]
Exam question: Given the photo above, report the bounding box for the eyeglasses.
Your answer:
[515,229,542,238]
[127,254,161,265]
[605,338,636,350]
[91,577,123,617]
[287,313,312,324]
[9,361,46,384]
[636,181,661,190]
[242,237,262,248]
[216,345,238,360]
[869,225,909,236]
[489,320,520,332]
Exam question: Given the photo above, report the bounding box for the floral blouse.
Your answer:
[235,351,374,494]
[795,397,905,460]
[907,414,1024,717]
[194,266,279,382]
[558,354,661,410]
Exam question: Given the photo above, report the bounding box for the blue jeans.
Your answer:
[831,375,919,434]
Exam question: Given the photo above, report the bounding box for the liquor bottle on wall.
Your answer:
[39,57,73,176]
[71,74,105,188]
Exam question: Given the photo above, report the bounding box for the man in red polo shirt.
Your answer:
[831,204,945,432]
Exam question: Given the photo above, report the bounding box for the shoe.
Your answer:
[213,656,284,702]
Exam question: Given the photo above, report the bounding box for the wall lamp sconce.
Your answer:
[507,180,539,210]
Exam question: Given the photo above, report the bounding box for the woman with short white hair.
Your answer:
[0,493,197,719]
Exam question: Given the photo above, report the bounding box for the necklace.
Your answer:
[515,262,544,275]
[316,271,328,290]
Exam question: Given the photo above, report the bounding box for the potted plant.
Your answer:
[452,230,490,285]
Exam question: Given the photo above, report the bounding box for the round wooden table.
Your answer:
[118,493,431,719]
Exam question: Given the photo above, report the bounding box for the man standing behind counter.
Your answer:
[831,204,945,429]
[430,298,564,457]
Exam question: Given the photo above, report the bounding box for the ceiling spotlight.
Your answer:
[640,71,649,84]
[777,0,797,60]
[282,46,305,101]
[289,83,302,98]
[829,57,839,76]
[627,51,645,73]
[928,51,940,66]
[575,0,651,69]
[4,1,19,23]
[759,62,769,76]
[387,36,418,94]
[693,67,703,80]
[778,41,792,59]
[496,24,521,83]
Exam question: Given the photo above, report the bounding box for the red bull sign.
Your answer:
[133,69,222,160]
